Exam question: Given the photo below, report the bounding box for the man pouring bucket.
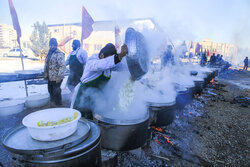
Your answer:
[71,43,128,119]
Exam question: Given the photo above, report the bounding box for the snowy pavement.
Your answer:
[0,58,69,101]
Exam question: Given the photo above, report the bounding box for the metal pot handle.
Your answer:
[12,156,26,167]
[97,123,117,129]
[39,143,72,157]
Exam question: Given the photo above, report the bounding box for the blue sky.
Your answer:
[1,0,250,47]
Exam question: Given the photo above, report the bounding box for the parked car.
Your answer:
[2,48,28,58]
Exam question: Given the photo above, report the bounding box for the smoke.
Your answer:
[141,29,167,60]
[93,71,148,120]
[87,0,249,67]
[92,28,183,121]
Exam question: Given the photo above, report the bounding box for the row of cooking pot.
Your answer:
[97,69,219,152]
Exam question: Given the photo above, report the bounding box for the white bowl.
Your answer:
[22,108,81,141]
[25,94,49,108]
[0,99,25,116]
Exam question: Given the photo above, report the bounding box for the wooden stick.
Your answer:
[151,154,170,161]
[215,160,225,163]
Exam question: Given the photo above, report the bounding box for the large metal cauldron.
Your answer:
[183,84,195,100]
[2,119,101,167]
[210,68,219,77]
[175,86,190,110]
[193,78,204,95]
[203,71,213,86]
[148,100,176,127]
[94,113,149,151]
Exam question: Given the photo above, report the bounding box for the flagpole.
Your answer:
[19,43,28,97]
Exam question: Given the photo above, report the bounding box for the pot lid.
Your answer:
[146,100,176,107]
[190,71,198,76]
[125,28,149,80]
[193,77,204,82]
[94,112,149,125]
[176,86,189,94]
[174,83,188,92]
[2,119,91,155]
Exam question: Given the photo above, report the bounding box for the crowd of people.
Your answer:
[200,53,225,66]
[44,38,128,119]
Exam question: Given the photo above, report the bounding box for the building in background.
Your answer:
[0,24,32,53]
[0,24,16,49]
[48,18,158,56]
[189,39,238,58]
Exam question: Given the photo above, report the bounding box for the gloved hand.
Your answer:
[119,44,128,59]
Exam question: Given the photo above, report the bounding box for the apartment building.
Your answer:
[0,24,16,49]
[48,18,158,56]
[187,39,238,59]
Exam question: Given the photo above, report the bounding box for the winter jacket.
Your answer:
[44,49,66,81]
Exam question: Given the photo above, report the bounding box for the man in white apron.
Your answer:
[71,43,128,119]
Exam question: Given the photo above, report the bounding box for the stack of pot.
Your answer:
[2,118,102,167]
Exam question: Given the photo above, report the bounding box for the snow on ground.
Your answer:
[0,58,44,73]
[0,58,69,101]
[0,77,69,101]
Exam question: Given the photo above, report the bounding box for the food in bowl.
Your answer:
[22,108,81,141]
[37,112,78,127]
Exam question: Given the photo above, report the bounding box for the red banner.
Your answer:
[8,0,22,46]
[81,6,94,43]
[115,26,121,49]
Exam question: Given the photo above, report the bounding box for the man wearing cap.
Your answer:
[66,40,88,92]
[44,38,66,107]
[71,43,128,119]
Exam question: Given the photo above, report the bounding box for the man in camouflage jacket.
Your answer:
[44,38,66,107]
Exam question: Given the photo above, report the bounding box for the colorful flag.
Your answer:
[190,40,193,49]
[195,42,200,55]
[81,6,94,43]
[115,26,121,50]
[204,48,207,55]
[207,49,209,57]
[8,0,22,46]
